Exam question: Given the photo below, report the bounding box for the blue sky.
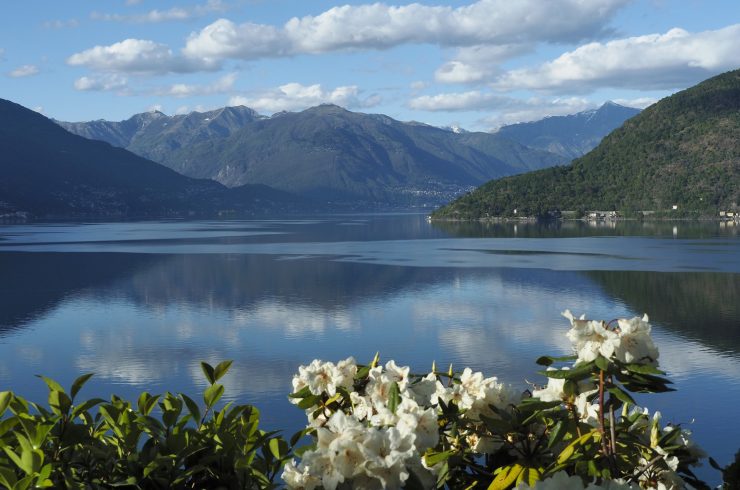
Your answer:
[1,0,739,130]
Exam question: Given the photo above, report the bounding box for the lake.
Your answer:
[0,214,738,485]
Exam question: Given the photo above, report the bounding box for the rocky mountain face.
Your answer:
[495,102,641,160]
[59,104,566,205]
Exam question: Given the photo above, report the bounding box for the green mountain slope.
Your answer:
[0,99,303,218]
[433,69,740,219]
[60,104,565,205]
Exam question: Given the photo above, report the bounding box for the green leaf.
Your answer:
[536,356,553,366]
[0,467,17,489]
[0,391,12,416]
[268,438,289,460]
[70,373,94,401]
[607,387,636,405]
[200,362,216,385]
[36,375,65,394]
[594,355,610,372]
[489,464,523,490]
[424,450,453,467]
[388,382,401,414]
[181,394,201,425]
[548,420,568,448]
[213,360,233,382]
[48,390,72,416]
[288,386,312,399]
[203,383,224,408]
[0,417,19,437]
[624,363,665,375]
[297,394,320,410]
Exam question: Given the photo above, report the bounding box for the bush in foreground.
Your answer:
[0,311,734,489]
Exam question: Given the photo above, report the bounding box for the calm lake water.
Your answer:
[0,214,738,484]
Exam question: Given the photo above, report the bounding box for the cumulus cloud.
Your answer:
[183,0,627,61]
[67,38,218,74]
[409,90,598,127]
[228,83,381,113]
[91,0,230,23]
[493,24,740,93]
[8,64,39,78]
[435,44,532,84]
[74,74,129,92]
[157,73,236,97]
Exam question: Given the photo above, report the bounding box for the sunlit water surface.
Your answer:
[0,215,738,485]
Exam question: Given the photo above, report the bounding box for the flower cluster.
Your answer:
[284,311,711,490]
[563,310,659,366]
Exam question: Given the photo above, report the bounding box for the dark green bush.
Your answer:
[0,361,292,489]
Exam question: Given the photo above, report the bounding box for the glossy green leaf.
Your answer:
[36,375,65,394]
[204,383,224,408]
[200,362,216,385]
[0,391,12,416]
[213,360,233,382]
[70,373,94,401]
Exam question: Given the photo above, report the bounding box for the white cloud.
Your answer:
[91,0,229,23]
[483,97,596,128]
[74,74,129,92]
[67,38,217,74]
[612,97,659,109]
[409,90,596,127]
[8,64,39,78]
[494,24,740,93]
[408,90,507,111]
[183,0,627,61]
[228,83,381,113]
[42,19,79,29]
[158,73,236,97]
[435,44,531,84]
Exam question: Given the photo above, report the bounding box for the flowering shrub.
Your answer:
[284,311,712,489]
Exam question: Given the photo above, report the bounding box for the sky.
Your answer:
[1,0,739,131]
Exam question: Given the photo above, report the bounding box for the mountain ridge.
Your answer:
[58,104,567,206]
[0,98,306,218]
[432,69,740,219]
[494,102,641,159]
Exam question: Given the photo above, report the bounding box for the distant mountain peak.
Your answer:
[495,102,641,160]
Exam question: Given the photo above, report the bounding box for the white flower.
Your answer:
[404,372,438,406]
[574,391,600,426]
[515,470,584,489]
[282,460,322,490]
[349,392,373,421]
[563,310,620,364]
[383,360,411,391]
[295,359,338,396]
[615,315,659,366]
[466,376,520,421]
[532,368,567,402]
[335,357,358,389]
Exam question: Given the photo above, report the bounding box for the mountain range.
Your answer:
[433,69,740,219]
[58,104,567,205]
[0,98,304,218]
[495,102,641,159]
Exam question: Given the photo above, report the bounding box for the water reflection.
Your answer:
[0,217,738,482]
